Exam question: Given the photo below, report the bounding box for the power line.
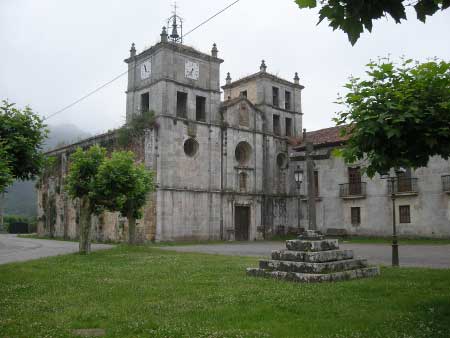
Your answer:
[44,69,129,121]
[44,0,241,121]
[182,0,240,39]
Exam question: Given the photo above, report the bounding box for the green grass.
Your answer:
[1,246,450,338]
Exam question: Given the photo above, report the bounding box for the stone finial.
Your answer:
[260,60,267,72]
[294,72,300,85]
[160,26,168,43]
[302,128,307,141]
[226,72,232,85]
[130,43,136,57]
[211,43,218,58]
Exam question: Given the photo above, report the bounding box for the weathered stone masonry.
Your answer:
[37,28,304,242]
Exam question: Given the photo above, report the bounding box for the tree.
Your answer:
[93,151,154,244]
[0,146,13,193]
[65,145,107,254]
[295,0,450,45]
[334,58,450,177]
[0,100,48,192]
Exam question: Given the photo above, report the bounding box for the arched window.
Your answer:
[239,172,248,192]
[235,141,252,166]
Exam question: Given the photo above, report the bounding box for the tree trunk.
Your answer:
[127,212,136,245]
[79,196,92,254]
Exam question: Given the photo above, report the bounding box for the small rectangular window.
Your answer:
[399,205,411,223]
[285,117,292,137]
[140,92,149,112]
[196,95,206,122]
[272,87,279,107]
[285,91,291,110]
[351,207,361,226]
[273,114,280,136]
[176,91,187,118]
[314,171,319,197]
[240,90,247,98]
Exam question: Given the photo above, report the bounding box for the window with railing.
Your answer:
[388,178,418,194]
[339,182,367,198]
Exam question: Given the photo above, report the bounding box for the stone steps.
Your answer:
[271,249,354,263]
[259,258,368,274]
[246,266,380,283]
[246,230,380,283]
[285,239,339,252]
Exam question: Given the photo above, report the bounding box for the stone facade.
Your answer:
[36,27,450,242]
[37,29,304,242]
[290,127,450,238]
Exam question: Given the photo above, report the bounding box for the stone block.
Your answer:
[259,258,368,274]
[246,266,380,283]
[271,249,354,263]
[285,239,339,252]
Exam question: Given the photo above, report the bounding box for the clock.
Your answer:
[140,60,151,80]
[185,60,199,80]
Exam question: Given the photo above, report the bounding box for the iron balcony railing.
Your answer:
[442,175,450,192]
[339,182,367,198]
[388,177,418,194]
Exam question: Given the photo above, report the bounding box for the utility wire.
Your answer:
[44,69,129,121]
[182,0,240,39]
[44,0,241,121]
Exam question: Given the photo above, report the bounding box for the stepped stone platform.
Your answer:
[247,230,380,283]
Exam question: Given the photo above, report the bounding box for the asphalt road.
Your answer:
[0,234,114,265]
[159,241,450,269]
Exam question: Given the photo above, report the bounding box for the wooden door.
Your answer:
[348,167,362,195]
[235,206,250,241]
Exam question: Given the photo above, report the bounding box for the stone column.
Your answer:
[306,142,316,230]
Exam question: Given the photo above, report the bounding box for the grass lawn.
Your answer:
[1,246,449,338]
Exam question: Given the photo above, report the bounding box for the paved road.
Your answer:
[160,241,450,269]
[0,234,114,265]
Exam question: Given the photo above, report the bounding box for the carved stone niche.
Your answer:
[187,122,197,138]
[239,103,249,127]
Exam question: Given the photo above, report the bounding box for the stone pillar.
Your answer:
[160,26,168,43]
[226,72,232,85]
[211,43,218,58]
[260,60,267,73]
[306,142,316,230]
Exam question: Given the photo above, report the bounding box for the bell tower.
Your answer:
[124,11,223,123]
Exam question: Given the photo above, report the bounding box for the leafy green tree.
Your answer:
[93,151,154,244]
[334,58,450,177]
[65,145,107,254]
[0,146,13,193]
[295,0,450,45]
[0,100,48,192]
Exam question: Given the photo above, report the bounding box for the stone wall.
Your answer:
[291,148,450,238]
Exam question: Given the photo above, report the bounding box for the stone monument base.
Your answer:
[246,230,380,283]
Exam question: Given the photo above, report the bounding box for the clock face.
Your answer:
[185,60,199,80]
[140,60,151,80]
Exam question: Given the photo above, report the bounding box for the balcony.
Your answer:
[339,182,366,199]
[442,175,450,193]
[388,178,418,196]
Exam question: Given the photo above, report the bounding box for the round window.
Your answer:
[235,141,252,165]
[184,138,199,157]
[276,153,288,169]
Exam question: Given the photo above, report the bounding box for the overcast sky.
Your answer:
[1,0,449,134]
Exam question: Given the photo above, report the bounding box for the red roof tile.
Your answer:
[293,125,350,150]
